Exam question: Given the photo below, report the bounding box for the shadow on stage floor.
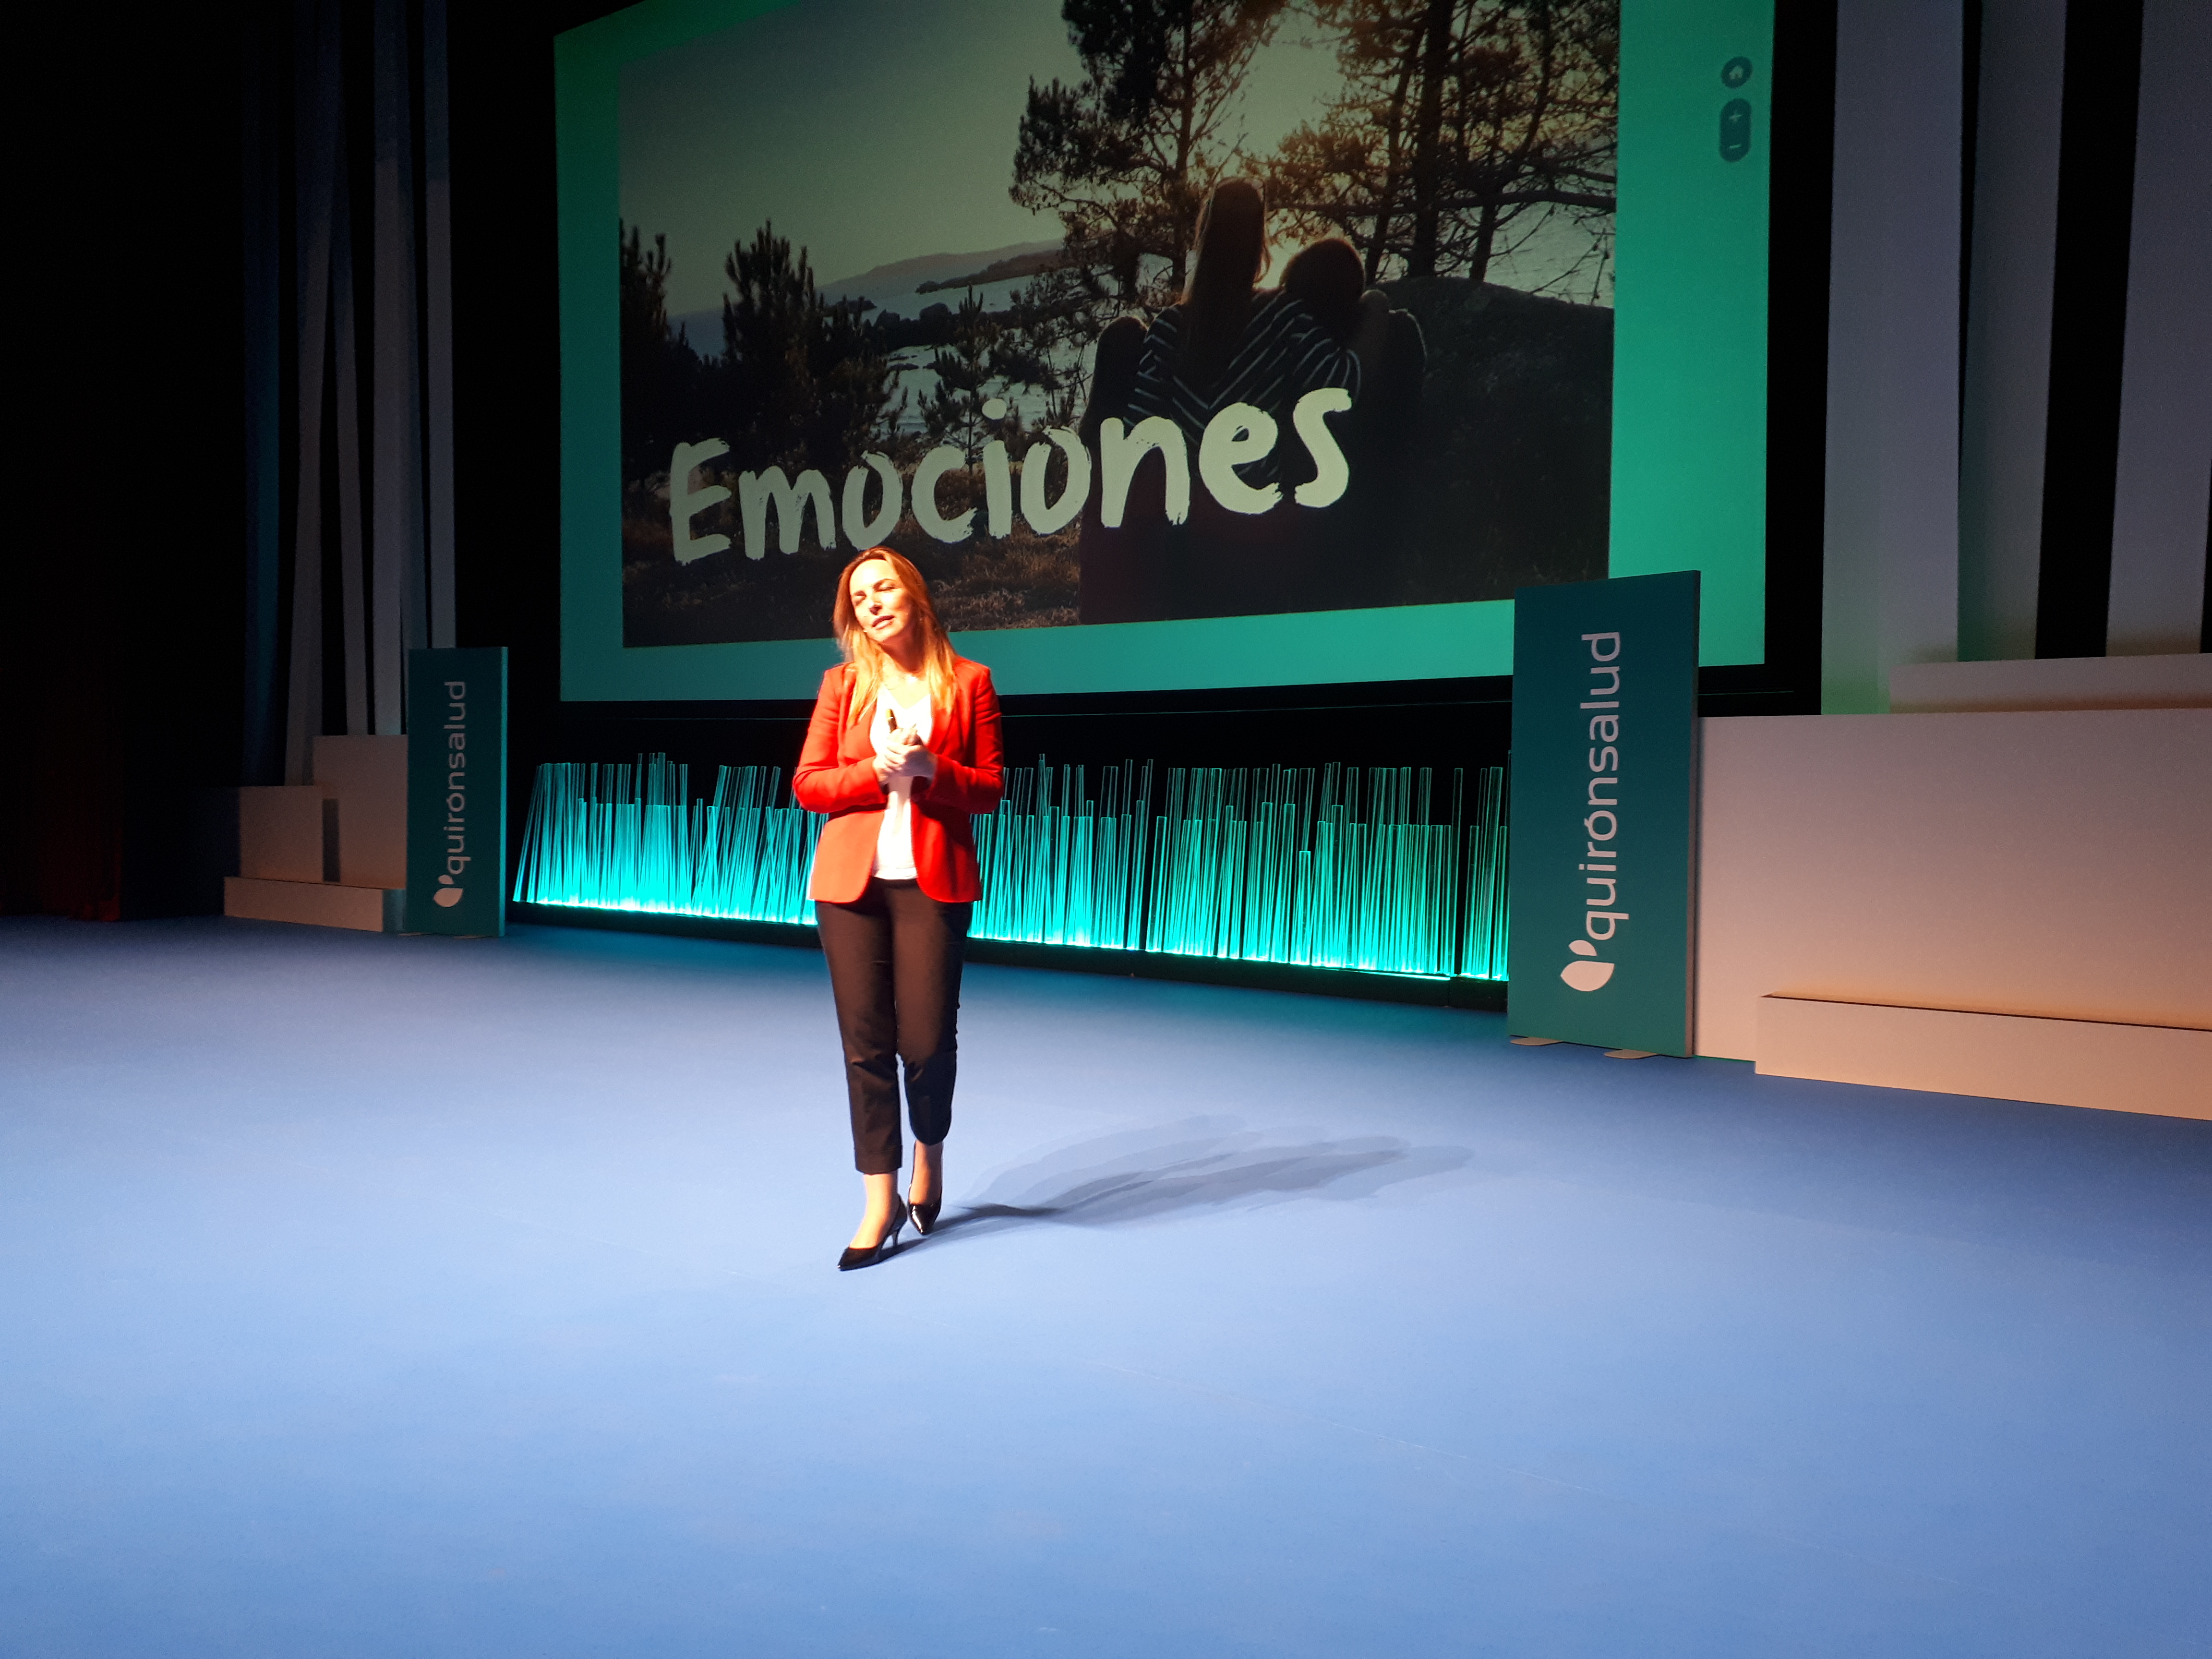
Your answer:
[938,1119,1469,1236]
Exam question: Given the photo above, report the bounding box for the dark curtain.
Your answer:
[1,0,456,920]
[250,0,459,786]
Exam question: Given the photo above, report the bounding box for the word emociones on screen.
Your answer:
[665,389,1355,565]
[1563,629,1626,993]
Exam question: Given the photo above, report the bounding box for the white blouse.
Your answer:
[868,688,933,880]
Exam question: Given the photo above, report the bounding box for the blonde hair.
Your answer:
[832,548,961,714]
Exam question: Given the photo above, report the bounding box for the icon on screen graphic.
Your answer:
[1721,56,1753,88]
[1719,97,1753,162]
[1560,938,1613,992]
[435,876,465,908]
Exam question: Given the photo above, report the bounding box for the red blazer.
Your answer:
[794,656,1004,904]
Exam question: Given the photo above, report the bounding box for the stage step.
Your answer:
[312,735,409,888]
[1755,995,2210,1119]
[237,785,332,883]
[225,876,404,933]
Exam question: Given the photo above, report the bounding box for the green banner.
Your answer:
[406,648,509,938]
[1506,574,1699,1054]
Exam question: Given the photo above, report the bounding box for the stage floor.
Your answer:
[2,917,2206,1658]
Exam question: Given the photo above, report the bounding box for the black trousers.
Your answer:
[816,878,971,1175]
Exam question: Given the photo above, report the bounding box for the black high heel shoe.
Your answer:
[909,1192,942,1236]
[837,1197,908,1271]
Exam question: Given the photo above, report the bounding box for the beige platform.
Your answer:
[222,736,409,931]
[1696,704,2211,1119]
[312,735,408,887]
[237,785,332,883]
[1756,996,2210,1119]
[226,876,404,932]
[1889,651,2212,712]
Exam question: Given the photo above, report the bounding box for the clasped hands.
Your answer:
[873,728,936,789]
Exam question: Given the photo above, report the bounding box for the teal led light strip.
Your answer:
[1460,766,1512,982]
[972,762,1155,951]
[514,757,1509,979]
[513,758,822,924]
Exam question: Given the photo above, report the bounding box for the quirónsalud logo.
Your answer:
[1563,629,1625,993]
[1562,938,1613,991]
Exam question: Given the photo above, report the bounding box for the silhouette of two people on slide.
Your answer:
[1076,179,1427,625]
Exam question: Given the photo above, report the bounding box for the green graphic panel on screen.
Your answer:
[1611,0,1773,665]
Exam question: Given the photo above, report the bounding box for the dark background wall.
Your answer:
[2,0,1833,922]
[4,6,251,920]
